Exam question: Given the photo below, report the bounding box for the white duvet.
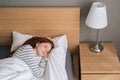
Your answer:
[0,58,40,80]
[0,57,68,80]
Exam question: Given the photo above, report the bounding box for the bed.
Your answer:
[0,7,80,80]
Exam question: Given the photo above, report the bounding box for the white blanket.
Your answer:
[0,57,68,80]
[0,58,39,80]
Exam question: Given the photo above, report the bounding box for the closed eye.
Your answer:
[44,45,50,53]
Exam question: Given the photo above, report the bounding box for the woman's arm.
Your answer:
[12,45,48,78]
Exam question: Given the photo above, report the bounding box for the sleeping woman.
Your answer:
[0,36,54,79]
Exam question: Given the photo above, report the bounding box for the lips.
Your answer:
[42,51,45,55]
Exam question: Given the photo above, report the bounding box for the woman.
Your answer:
[12,36,54,78]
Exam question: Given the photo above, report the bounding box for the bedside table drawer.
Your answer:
[82,74,120,80]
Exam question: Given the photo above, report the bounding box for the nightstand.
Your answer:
[80,43,120,80]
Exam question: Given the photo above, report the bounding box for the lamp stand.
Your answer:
[89,29,103,53]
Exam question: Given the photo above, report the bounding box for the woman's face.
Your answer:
[35,42,52,58]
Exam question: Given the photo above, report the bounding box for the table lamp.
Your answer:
[86,2,108,53]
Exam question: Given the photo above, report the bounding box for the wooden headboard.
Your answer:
[0,7,80,80]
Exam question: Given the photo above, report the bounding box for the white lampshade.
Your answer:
[86,2,108,29]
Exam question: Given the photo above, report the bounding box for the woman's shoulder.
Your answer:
[13,44,34,56]
[20,44,32,49]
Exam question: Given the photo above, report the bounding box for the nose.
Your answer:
[43,49,47,54]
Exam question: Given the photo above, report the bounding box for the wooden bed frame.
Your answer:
[0,7,80,80]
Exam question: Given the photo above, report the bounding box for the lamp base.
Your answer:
[89,43,103,53]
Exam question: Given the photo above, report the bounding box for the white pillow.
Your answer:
[10,31,33,52]
[11,31,68,80]
[45,35,68,80]
[50,35,68,66]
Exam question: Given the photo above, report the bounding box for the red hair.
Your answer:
[23,36,54,49]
